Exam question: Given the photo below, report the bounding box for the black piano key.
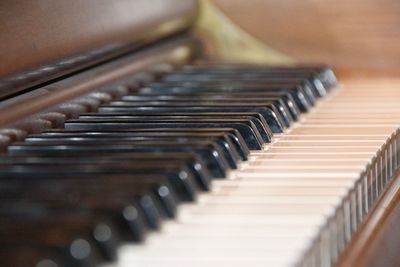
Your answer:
[0,174,170,232]
[7,141,228,180]
[139,83,312,112]
[1,152,212,191]
[102,103,285,133]
[119,101,292,130]
[39,129,245,164]
[83,199,149,242]
[121,93,300,122]
[64,187,163,232]
[72,114,269,152]
[161,71,325,97]
[153,79,318,102]
[179,64,337,89]
[0,161,198,202]
[41,128,250,161]
[182,73,328,97]
[0,162,194,204]
[119,202,148,241]
[84,116,267,147]
[0,174,176,225]
[79,112,273,144]
[64,120,264,150]
[25,132,241,170]
[110,97,293,128]
[136,194,163,230]
[43,174,175,219]
[8,138,231,179]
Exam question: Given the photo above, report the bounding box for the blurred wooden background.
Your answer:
[214,0,400,77]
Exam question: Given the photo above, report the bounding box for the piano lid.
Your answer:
[0,0,198,100]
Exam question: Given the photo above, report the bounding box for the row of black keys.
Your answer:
[0,65,336,267]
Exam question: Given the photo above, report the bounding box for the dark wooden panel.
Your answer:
[0,0,197,98]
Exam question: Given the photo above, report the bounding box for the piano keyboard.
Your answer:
[104,78,400,267]
[0,65,398,267]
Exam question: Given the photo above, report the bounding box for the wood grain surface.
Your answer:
[0,0,197,80]
[214,0,400,77]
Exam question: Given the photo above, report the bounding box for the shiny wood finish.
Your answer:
[0,36,193,127]
[0,0,197,99]
[337,170,400,267]
[214,0,400,77]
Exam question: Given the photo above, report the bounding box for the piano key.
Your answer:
[111,98,293,128]
[0,174,170,232]
[0,152,212,191]
[7,140,230,179]
[73,115,263,153]
[0,162,199,202]
[24,133,241,170]
[63,120,265,149]
[161,73,324,98]
[180,63,330,71]
[122,93,301,121]
[278,134,390,141]
[121,91,298,111]
[40,128,251,161]
[148,78,317,101]
[178,64,337,88]
[140,83,312,112]
[78,113,274,143]
[290,126,397,136]
[101,103,285,133]
[0,174,176,222]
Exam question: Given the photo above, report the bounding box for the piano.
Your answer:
[1,1,399,267]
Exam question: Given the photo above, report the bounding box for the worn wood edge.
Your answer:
[336,168,400,267]
[0,36,195,128]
